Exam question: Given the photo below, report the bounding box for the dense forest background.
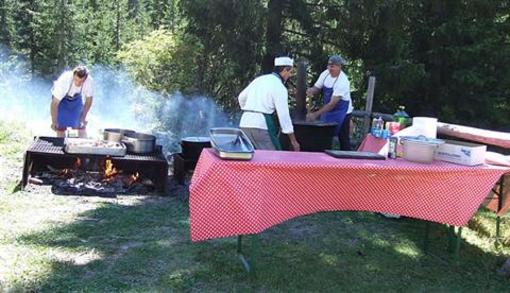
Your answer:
[1,0,509,129]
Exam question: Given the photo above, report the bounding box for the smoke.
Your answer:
[0,46,236,153]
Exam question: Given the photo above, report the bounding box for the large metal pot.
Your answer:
[181,136,211,160]
[122,132,156,154]
[280,121,337,152]
[103,128,135,143]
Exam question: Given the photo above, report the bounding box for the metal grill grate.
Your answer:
[28,137,65,154]
[23,136,169,193]
[27,137,166,162]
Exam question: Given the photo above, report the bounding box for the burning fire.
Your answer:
[104,159,118,178]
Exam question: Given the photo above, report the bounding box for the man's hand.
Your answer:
[291,140,300,152]
[306,88,313,96]
[306,112,319,122]
[79,119,88,129]
[306,88,313,97]
[306,87,319,97]
[287,133,300,152]
[51,123,58,131]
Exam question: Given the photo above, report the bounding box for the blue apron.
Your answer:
[319,74,349,135]
[57,84,84,129]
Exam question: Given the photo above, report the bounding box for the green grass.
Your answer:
[0,120,509,292]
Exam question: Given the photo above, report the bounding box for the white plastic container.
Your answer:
[411,117,438,138]
[401,136,444,163]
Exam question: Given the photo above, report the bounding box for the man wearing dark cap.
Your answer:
[306,54,353,150]
[50,65,94,137]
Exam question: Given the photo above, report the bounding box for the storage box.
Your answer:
[434,139,486,166]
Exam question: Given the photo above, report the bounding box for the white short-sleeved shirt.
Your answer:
[314,70,353,114]
[238,73,294,134]
[51,71,94,101]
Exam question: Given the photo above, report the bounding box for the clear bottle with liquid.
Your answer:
[371,116,384,138]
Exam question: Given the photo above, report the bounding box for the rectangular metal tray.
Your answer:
[64,138,127,156]
[209,128,255,160]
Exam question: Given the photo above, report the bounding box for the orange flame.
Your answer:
[104,159,118,178]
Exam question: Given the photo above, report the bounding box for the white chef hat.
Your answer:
[274,56,294,67]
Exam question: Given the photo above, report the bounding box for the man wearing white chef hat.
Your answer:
[238,55,300,151]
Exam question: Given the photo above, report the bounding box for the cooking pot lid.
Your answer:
[182,136,210,142]
[401,135,444,145]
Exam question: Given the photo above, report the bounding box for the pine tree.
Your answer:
[0,0,10,46]
[11,0,41,73]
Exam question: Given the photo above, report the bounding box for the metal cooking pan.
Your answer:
[103,128,135,143]
[122,132,156,154]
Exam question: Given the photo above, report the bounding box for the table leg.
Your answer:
[447,225,462,257]
[495,176,505,247]
[453,227,463,260]
[423,221,431,253]
[237,235,260,274]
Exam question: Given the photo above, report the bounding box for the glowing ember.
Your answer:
[126,172,140,186]
[74,157,81,169]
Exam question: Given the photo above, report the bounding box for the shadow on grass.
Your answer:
[13,202,510,291]
[14,196,201,291]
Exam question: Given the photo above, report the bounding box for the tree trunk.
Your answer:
[128,0,138,19]
[56,0,66,70]
[115,1,121,51]
[262,0,285,73]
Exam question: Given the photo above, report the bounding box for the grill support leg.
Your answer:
[21,152,32,190]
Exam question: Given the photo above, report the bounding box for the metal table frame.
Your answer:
[237,175,507,273]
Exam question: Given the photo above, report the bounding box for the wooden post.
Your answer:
[295,60,307,121]
[362,76,376,135]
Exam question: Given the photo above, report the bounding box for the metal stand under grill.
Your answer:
[22,137,169,194]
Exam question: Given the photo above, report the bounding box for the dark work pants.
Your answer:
[339,113,352,151]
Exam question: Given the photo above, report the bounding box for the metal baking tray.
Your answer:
[64,138,127,156]
[209,127,255,160]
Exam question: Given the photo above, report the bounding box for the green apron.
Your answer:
[262,113,282,150]
[243,110,282,150]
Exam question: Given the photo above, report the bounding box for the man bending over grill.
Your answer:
[50,65,94,138]
[306,55,353,150]
[238,56,300,151]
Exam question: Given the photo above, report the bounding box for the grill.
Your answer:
[22,137,169,193]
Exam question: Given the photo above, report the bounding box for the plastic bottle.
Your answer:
[394,105,410,128]
[372,117,383,138]
[381,129,389,140]
[371,117,378,136]
[377,117,384,137]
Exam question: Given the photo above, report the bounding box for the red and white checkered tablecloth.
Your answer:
[189,149,510,242]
